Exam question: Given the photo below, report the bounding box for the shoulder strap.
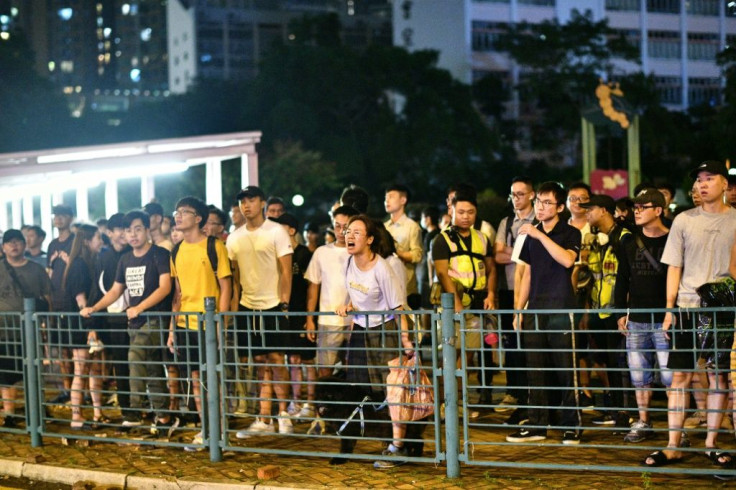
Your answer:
[634,234,664,274]
[207,236,219,278]
[3,259,32,298]
[171,241,182,266]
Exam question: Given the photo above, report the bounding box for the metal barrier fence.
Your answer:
[1,295,735,479]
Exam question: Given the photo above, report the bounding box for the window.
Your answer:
[471,21,506,52]
[687,32,719,60]
[518,0,555,5]
[689,77,721,106]
[648,30,680,59]
[646,0,679,14]
[654,76,682,104]
[686,0,718,16]
[605,0,640,10]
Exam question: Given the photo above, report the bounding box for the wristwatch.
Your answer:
[279,302,289,312]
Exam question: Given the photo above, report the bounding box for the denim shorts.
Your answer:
[626,321,672,388]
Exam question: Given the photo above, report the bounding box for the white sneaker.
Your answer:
[236,419,275,439]
[184,431,204,452]
[495,394,518,413]
[278,411,294,434]
[297,404,315,420]
[287,401,301,417]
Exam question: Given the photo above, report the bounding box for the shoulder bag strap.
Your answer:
[634,234,664,274]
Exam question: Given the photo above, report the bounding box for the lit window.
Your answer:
[48,61,56,72]
[0,15,10,25]
[141,28,152,42]
[104,27,112,38]
[130,68,141,82]
[122,3,130,15]
[61,60,74,73]
[58,8,73,21]
[0,32,9,41]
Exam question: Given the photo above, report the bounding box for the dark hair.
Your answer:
[375,222,397,258]
[537,181,567,207]
[448,182,478,197]
[656,182,676,197]
[266,196,285,208]
[346,214,382,254]
[96,218,108,227]
[385,183,411,203]
[511,176,534,187]
[332,205,359,219]
[421,206,440,226]
[568,181,591,196]
[143,202,164,217]
[27,225,46,240]
[208,205,229,228]
[451,189,478,208]
[175,196,209,229]
[107,213,125,230]
[123,210,150,229]
[340,185,369,213]
[63,223,98,291]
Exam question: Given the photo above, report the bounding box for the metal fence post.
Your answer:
[203,297,222,462]
[23,298,42,447]
[440,293,459,478]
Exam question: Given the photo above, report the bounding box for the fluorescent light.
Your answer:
[148,139,250,153]
[37,146,145,164]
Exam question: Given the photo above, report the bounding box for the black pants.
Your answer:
[496,289,528,402]
[589,315,629,410]
[523,313,580,428]
[103,319,132,415]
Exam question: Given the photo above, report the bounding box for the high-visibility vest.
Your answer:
[588,225,629,319]
[441,228,488,305]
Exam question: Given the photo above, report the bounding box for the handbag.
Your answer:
[695,278,736,370]
[386,354,434,422]
[429,281,442,306]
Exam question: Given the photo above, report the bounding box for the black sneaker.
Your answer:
[591,413,615,425]
[2,415,19,428]
[613,412,633,435]
[503,408,529,426]
[151,416,181,439]
[562,430,581,445]
[506,428,546,442]
[578,392,594,410]
[49,391,70,404]
[373,444,408,469]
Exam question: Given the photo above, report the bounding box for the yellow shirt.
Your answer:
[171,237,232,329]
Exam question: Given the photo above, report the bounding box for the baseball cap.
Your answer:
[2,229,25,243]
[578,194,616,215]
[272,212,299,230]
[689,160,729,179]
[51,204,74,216]
[632,188,666,209]
[236,186,266,201]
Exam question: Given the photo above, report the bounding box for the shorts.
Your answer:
[626,321,672,388]
[235,304,290,357]
[288,315,315,361]
[174,327,203,374]
[316,323,349,368]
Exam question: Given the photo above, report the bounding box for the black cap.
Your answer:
[272,212,299,230]
[51,204,74,216]
[632,188,666,209]
[689,160,729,179]
[2,229,25,243]
[236,186,266,201]
[304,221,319,233]
[579,194,616,215]
[143,202,164,217]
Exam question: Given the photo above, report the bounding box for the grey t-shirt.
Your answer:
[0,259,51,312]
[496,211,536,290]
[661,206,736,307]
[344,255,403,328]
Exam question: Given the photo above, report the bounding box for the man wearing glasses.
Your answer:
[204,205,229,242]
[507,181,582,445]
[613,188,670,444]
[492,177,535,417]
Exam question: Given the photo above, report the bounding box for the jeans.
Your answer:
[626,321,671,388]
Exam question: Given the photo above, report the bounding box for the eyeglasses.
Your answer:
[534,200,558,208]
[633,205,655,212]
[509,192,529,199]
[567,196,589,203]
[342,229,365,238]
[173,210,197,218]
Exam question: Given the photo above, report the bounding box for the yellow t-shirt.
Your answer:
[171,237,232,329]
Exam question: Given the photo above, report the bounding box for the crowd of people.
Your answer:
[1,160,736,475]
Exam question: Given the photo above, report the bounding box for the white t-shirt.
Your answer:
[661,206,736,307]
[344,255,403,328]
[386,253,407,307]
[304,242,351,327]
[226,219,293,309]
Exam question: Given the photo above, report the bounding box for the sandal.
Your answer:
[642,450,683,467]
[705,450,733,468]
[70,420,90,431]
[90,416,111,430]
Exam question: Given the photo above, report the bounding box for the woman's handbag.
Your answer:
[386,354,435,422]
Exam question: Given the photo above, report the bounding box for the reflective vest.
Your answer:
[441,228,488,306]
[588,225,629,319]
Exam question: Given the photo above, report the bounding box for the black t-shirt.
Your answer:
[91,245,132,305]
[614,232,668,322]
[63,258,93,312]
[115,245,171,329]
[519,219,580,309]
[289,244,313,316]
[47,234,74,310]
